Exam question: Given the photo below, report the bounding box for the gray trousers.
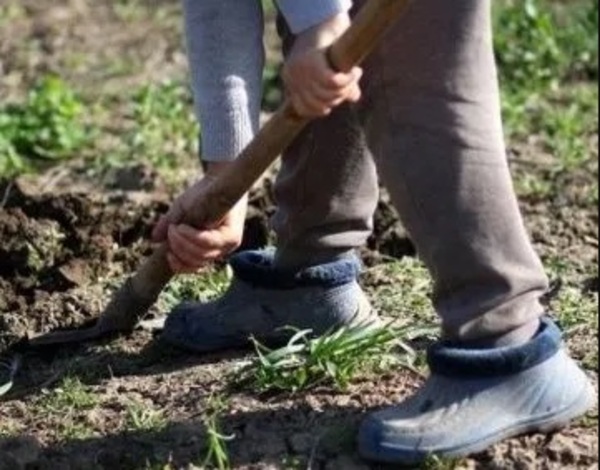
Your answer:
[272,0,549,342]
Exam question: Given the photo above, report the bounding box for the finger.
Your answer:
[167,252,205,274]
[310,83,348,104]
[176,224,230,251]
[151,215,170,242]
[303,80,361,113]
[151,202,185,242]
[184,226,242,257]
[321,67,363,90]
[168,225,214,264]
[293,92,332,118]
[311,81,360,108]
[337,79,362,102]
[168,247,223,273]
[346,84,362,103]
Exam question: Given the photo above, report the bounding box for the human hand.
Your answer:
[151,162,247,274]
[283,12,362,118]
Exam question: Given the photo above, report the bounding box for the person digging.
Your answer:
[148,0,596,465]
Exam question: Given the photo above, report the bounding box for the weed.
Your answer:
[239,323,419,393]
[551,286,598,332]
[0,76,89,176]
[496,0,599,153]
[159,267,232,312]
[39,376,99,413]
[422,454,463,470]
[202,395,234,470]
[0,133,26,177]
[556,0,599,81]
[125,400,167,432]
[93,81,199,185]
[494,0,598,92]
[36,376,100,440]
[128,81,198,171]
[494,0,562,91]
[366,258,436,326]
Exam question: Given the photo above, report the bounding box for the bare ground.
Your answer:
[0,1,598,469]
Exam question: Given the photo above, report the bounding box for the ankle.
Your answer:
[468,319,542,349]
[273,247,356,271]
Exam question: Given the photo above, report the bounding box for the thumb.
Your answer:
[151,202,185,242]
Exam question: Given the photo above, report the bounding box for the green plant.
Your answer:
[39,376,99,413]
[551,286,599,332]
[366,258,436,326]
[422,454,462,470]
[0,133,25,176]
[495,1,599,141]
[35,375,100,440]
[125,400,167,432]
[0,76,88,170]
[159,267,232,312]
[557,0,599,81]
[240,323,418,393]
[494,0,598,88]
[494,0,562,92]
[128,81,198,171]
[202,395,234,470]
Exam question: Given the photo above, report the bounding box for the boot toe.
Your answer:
[161,302,248,353]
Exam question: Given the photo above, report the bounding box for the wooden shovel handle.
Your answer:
[120,0,413,327]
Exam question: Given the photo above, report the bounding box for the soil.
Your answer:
[0,166,597,470]
[0,1,597,469]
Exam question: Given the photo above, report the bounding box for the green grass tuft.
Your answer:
[124,400,167,432]
[39,376,99,413]
[239,323,419,393]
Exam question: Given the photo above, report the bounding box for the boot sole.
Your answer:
[359,382,597,466]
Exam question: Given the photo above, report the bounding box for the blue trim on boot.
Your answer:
[427,317,562,378]
[229,250,362,290]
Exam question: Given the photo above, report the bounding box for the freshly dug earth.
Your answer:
[0,179,167,352]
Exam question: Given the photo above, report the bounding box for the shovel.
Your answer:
[28,0,413,347]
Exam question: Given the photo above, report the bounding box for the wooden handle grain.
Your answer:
[327,0,412,73]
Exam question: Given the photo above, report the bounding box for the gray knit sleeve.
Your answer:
[183,0,265,161]
[276,0,352,33]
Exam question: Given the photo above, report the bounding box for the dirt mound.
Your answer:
[0,181,168,352]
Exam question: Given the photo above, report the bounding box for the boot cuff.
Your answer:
[427,317,562,378]
[229,250,362,290]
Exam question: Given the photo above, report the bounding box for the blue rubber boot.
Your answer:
[161,250,379,353]
[358,318,596,465]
